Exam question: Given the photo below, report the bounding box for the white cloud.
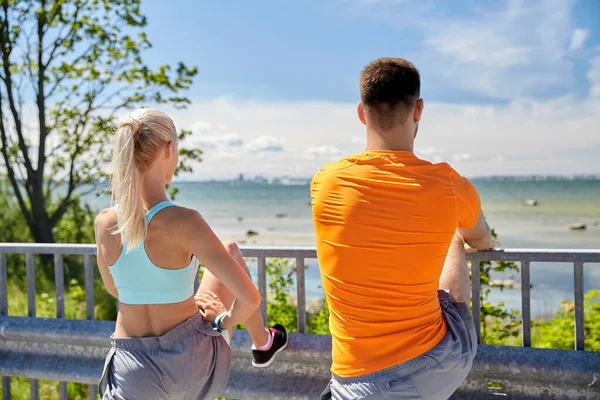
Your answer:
[416,147,445,156]
[352,0,578,99]
[452,153,472,162]
[305,145,342,159]
[351,136,366,145]
[212,151,241,159]
[425,28,530,68]
[164,91,599,180]
[588,56,600,98]
[191,121,213,134]
[415,147,445,163]
[246,135,284,152]
[195,133,243,148]
[569,29,589,51]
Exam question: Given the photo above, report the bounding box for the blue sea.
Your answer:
[87,177,600,317]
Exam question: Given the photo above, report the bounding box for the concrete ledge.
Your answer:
[0,316,599,399]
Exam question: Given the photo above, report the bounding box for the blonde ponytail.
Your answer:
[111,109,177,252]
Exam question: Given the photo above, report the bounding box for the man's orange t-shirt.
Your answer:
[310,150,481,377]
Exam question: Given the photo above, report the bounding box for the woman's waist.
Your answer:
[114,297,200,338]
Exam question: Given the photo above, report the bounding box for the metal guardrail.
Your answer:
[0,243,599,399]
[0,316,599,399]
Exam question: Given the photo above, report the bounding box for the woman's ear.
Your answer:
[165,141,173,159]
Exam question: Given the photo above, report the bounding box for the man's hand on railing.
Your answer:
[464,240,501,254]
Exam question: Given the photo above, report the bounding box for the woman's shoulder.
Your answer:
[166,206,214,240]
[95,207,117,230]
[168,205,206,227]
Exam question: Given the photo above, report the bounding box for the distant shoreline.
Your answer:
[172,174,600,184]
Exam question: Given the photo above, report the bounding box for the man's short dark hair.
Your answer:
[360,58,421,130]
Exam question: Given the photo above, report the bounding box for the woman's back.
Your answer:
[96,108,281,400]
[95,202,201,337]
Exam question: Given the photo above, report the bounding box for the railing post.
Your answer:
[84,254,95,320]
[1,253,9,400]
[25,253,39,400]
[1,377,10,400]
[88,384,98,400]
[55,254,68,399]
[257,257,268,325]
[26,253,36,317]
[29,380,39,400]
[59,382,67,400]
[0,253,7,315]
[470,254,481,344]
[521,261,531,347]
[54,254,65,318]
[574,262,585,351]
[296,258,306,333]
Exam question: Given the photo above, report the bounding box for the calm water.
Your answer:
[87,177,600,317]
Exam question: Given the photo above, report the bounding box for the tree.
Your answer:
[0,0,201,243]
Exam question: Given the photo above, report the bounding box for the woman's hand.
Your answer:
[195,290,227,325]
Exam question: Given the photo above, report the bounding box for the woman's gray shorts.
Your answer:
[321,290,478,400]
[99,312,232,400]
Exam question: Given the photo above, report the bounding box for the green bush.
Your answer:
[533,290,600,351]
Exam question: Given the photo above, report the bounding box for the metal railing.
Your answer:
[0,243,599,400]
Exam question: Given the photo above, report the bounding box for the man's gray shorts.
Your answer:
[99,312,232,400]
[321,290,478,400]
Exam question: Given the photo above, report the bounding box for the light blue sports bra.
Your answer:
[109,201,198,305]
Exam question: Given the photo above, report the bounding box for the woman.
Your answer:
[95,108,288,400]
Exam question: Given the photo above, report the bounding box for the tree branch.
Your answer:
[1,2,35,177]
[49,139,78,225]
[0,94,33,228]
[46,41,98,98]
[49,88,100,225]
[44,5,81,68]
[37,0,49,180]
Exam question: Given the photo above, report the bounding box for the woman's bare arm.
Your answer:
[179,209,260,329]
[94,211,119,298]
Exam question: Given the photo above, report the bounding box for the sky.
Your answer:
[138,0,600,180]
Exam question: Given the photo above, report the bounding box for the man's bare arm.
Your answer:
[457,210,498,251]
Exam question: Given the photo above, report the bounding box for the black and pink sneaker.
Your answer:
[251,324,288,368]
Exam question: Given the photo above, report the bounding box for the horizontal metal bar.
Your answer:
[2,316,600,399]
[466,249,600,263]
[0,243,97,255]
[240,246,318,259]
[1,243,599,263]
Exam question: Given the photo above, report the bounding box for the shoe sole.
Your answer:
[252,335,289,368]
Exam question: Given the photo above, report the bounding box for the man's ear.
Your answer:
[358,102,367,126]
[413,98,424,123]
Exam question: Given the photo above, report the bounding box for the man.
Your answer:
[311,58,498,400]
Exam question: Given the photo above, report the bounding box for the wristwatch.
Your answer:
[213,312,229,333]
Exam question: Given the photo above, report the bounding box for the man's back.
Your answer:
[311,150,480,377]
